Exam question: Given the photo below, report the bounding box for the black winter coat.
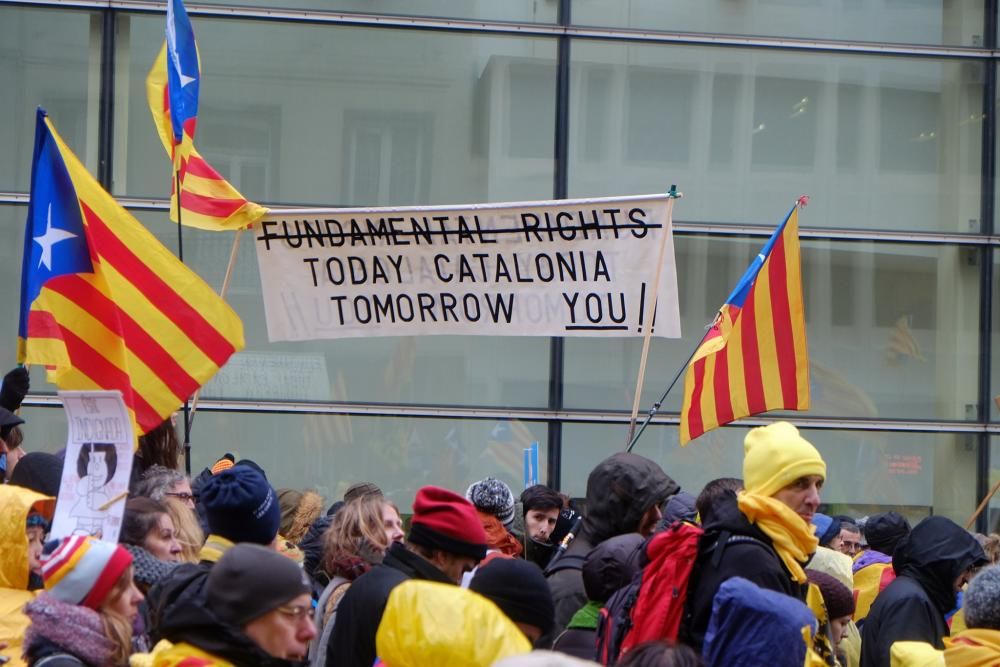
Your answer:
[683,489,808,652]
[860,516,986,667]
[146,561,294,667]
[324,542,453,667]
[551,627,597,661]
[546,453,679,630]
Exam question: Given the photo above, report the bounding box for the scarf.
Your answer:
[945,629,1000,667]
[567,600,602,631]
[24,593,117,666]
[737,491,817,584]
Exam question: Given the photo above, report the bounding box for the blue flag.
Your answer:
[166,0,200,144]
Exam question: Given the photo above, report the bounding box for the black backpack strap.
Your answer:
[544,553,586,576]
[709,530,777,567]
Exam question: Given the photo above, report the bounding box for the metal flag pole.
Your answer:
[625,187,681,445]
[175,168,193,476]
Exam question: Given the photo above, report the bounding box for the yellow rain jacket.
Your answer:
[0,485,56,667]
[375,580,531,667]
[889,641,944,667]
[131,639,236,667]
[943,628,1000,666]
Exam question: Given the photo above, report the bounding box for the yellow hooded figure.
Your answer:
[0,485,56,667]
[375,580,531,667]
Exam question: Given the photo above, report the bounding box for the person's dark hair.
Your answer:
[76,443,117,485]
[137,419,181,473]
[120,497,169,547]
[695,478,743,523]
[617,641,705,667]
[520,484,563,515]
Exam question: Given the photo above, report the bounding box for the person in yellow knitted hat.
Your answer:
[683,421,827,652]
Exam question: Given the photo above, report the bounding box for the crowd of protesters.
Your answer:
[2,365,1000,666]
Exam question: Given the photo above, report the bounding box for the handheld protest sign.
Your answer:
[50,390,135,543]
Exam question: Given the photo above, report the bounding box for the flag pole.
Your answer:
[625,187,681,445]
[175,167,193,477]
[187,226,245,430]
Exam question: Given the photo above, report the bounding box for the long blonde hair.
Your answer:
[163,496,205,564]
[323,496,392,573]
[99,566,137,666]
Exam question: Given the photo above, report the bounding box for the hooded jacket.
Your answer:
[860,516,986,667]
[683,489,807,651]
[0,485,55,667]
[325,542,453,667]
[546,453,678,629]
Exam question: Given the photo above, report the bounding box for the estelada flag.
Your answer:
[17,108,245,435]
[679,205,809,445]
[145,0,266,231]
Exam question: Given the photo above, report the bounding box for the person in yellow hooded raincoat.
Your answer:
[0,484,56,667]
[374,580,530,667]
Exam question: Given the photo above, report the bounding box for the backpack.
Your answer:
[308,575,349,667]
[595,522,775,665]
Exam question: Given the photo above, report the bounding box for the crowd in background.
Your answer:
[2,366,1000,667]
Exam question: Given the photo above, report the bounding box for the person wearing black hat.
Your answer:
[138,543,315,665]
[864,511,911,558]
[325,485,488,667]
[861,516,988,667]
[0,407,26,483]
[8,451,62,497]
[469,558,555,644]
[145,466,283,649]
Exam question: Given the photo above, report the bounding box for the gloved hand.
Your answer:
[0,367,29,412]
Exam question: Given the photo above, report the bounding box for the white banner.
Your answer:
[254,194,680,341]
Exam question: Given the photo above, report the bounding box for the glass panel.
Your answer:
[5,197,551,407]
[17,405,548,511]
[565,236,982,421]
[197,1,554,23]
[562,423,974,526]
[568,41,984,233]
[0,7,100,192]
[0,205,27,371]
[114,14,558,207]
[571,1,985,48]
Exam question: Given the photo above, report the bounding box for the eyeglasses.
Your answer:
[165,492,198,502]
[276,604,312,620]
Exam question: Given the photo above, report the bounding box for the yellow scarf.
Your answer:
[737,491,818,584]
[944,629,1000,667]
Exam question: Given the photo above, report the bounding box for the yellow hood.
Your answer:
[0,485,55,589]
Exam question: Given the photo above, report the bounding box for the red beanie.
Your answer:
[408,486,488,560]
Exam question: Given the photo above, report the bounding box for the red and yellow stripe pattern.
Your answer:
[680,208,809,445]
[146,44,266,231]
[18,116,245,435]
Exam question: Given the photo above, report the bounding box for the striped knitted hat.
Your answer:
[41,535,133,609]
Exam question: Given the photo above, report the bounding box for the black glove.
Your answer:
[0,367,29,412]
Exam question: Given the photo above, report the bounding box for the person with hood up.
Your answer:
[684,422,826,651]
[325,486,488,667]
[551,533,644,659]
[374,579,531,667]
[277,488,324,545]
[546,452,679,630]
[139,543,315,666]
[0,485,55,667]
[145,465,282,656]
[812,513,844,552]
[853,511,910,626]
[860,515,987,667]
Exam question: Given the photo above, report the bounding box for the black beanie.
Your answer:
[469,558,555,635]
[864,511,911,557]
[9,452,62,497]
[201,466,281,545]
[207,543,311,626]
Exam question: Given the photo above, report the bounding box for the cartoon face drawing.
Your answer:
[87,451,108,486]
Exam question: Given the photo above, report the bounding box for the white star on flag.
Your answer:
[34,203,77,270]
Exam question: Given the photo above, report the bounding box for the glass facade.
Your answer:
[1,0,997,523]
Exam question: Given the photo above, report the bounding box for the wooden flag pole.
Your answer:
[966,477,1000,530]
[625,189,680,446]
[187,226,246,430]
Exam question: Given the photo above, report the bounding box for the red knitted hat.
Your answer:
[408,486,488,560]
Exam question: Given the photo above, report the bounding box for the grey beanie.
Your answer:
[465,477,516,529]
[965,565,1000,630]
[207,543,311,626]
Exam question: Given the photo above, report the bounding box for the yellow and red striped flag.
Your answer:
[146,15,266,231]
[17,109,245,435]
[679,205,809,445]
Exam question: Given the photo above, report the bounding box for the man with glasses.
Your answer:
[139,543,316,664]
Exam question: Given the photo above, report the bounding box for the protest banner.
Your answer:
[49,390,135,543]
[254,194,681,341]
